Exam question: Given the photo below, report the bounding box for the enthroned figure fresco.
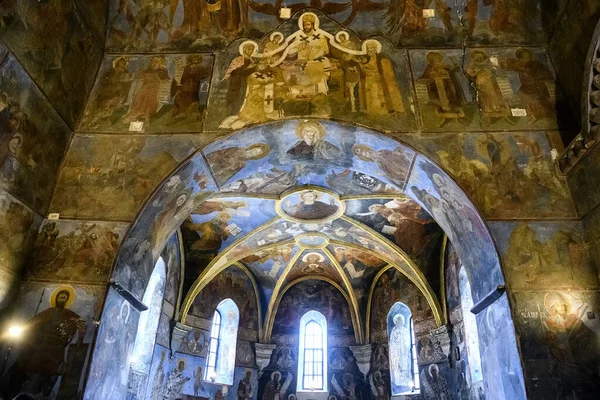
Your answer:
[206,12,416,132]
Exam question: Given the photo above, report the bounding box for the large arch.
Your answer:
[96,119,524,399]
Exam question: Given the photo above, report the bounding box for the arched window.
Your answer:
[297,310,328,392]
[388,302,419,395]
[204,298,239,385]
[459,267,483,383]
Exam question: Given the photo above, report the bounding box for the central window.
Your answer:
[297,310,328,392]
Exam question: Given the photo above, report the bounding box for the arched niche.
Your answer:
[100,119,524,399]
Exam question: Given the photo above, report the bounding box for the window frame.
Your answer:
[205,309,222,381]
[297,310,328,393]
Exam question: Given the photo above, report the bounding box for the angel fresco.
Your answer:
[210,12,413,131]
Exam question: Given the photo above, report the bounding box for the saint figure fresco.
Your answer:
[262,371,292,400]
[287,120,340,162]
[2,286,86,399]
[282,190,340,220]
[206,143,270,185]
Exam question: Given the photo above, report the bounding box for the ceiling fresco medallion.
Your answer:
[277,187,345,223]
[295,233,330,249]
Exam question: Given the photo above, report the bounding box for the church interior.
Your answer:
[0,1,600,400]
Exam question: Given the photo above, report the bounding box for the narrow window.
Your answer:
[205,298,239,385]
[297,310,328,392]
[205,309,221,381]
[388,302,419,395]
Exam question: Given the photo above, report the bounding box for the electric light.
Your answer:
[7,325,24,339]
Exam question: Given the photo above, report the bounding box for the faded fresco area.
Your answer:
[410,47,566,132]
[27,219,129,283]
[1,282,104,399]
[0,54,72,214]
[491,221,597,289]
[406,131,574,219]
[0,190,42,305]
[205,12,416,132]
[51,135,204,221]
[511,290,600,398]
[106,1,545,52]
[80,54,214,133]
[0,0,102,126]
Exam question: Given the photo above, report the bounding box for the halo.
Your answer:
[238,40,259,57]
[246,143,270,160]
[352,144,373,161]
[426,51,444,64]
[120,300,131,323]
[177,357,187,370]
[298,12,320,30]
[50,285,76,308]
[271,370,282,380]
[112,56,128,68]
[393,313,405,326]
[362,39,382,54]
[335,31,350,44]
[295,120,325,140]
[302,252,325,263]
[428,363,438,376]
[300,190,322,201]
[176,193,187,207]
[544,291,569,315]
[270,32,284,44]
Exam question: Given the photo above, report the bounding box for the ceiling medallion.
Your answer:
[276,187,345,223]
[295,233,330,249]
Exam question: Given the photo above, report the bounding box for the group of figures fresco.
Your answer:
[106,1,544,52]
[198,11,563,133]
[81,54,214,133]
[28,220,127,283]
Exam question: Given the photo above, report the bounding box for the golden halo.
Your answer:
[362,39,382,54]
[298,12,320,30]
[270,32,284,44]
[238,40,259,57]
[295,120,325,140]
[50,285,75,308]
[176,358,187,370]
[302,252,325,263]
[335,31,350,44]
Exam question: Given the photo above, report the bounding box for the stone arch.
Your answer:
[97,118,524,399]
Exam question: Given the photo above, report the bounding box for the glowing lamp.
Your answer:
[7,325,24,339]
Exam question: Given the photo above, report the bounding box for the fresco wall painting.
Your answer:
[0,0,102,127]
[105,1,545,52]
[51,134,205,221]
[0,189,42,306]
[405,131,574,219]
[27,219,129,283]
[0,55,72,214]
[112,153,218,301]
[80,54,214,133]
[187,265,259,338]
[0,282,104,399]
[409,47,565,132]
[204,13,416,132]
[85,287,141,400]
[145,344,259,400]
